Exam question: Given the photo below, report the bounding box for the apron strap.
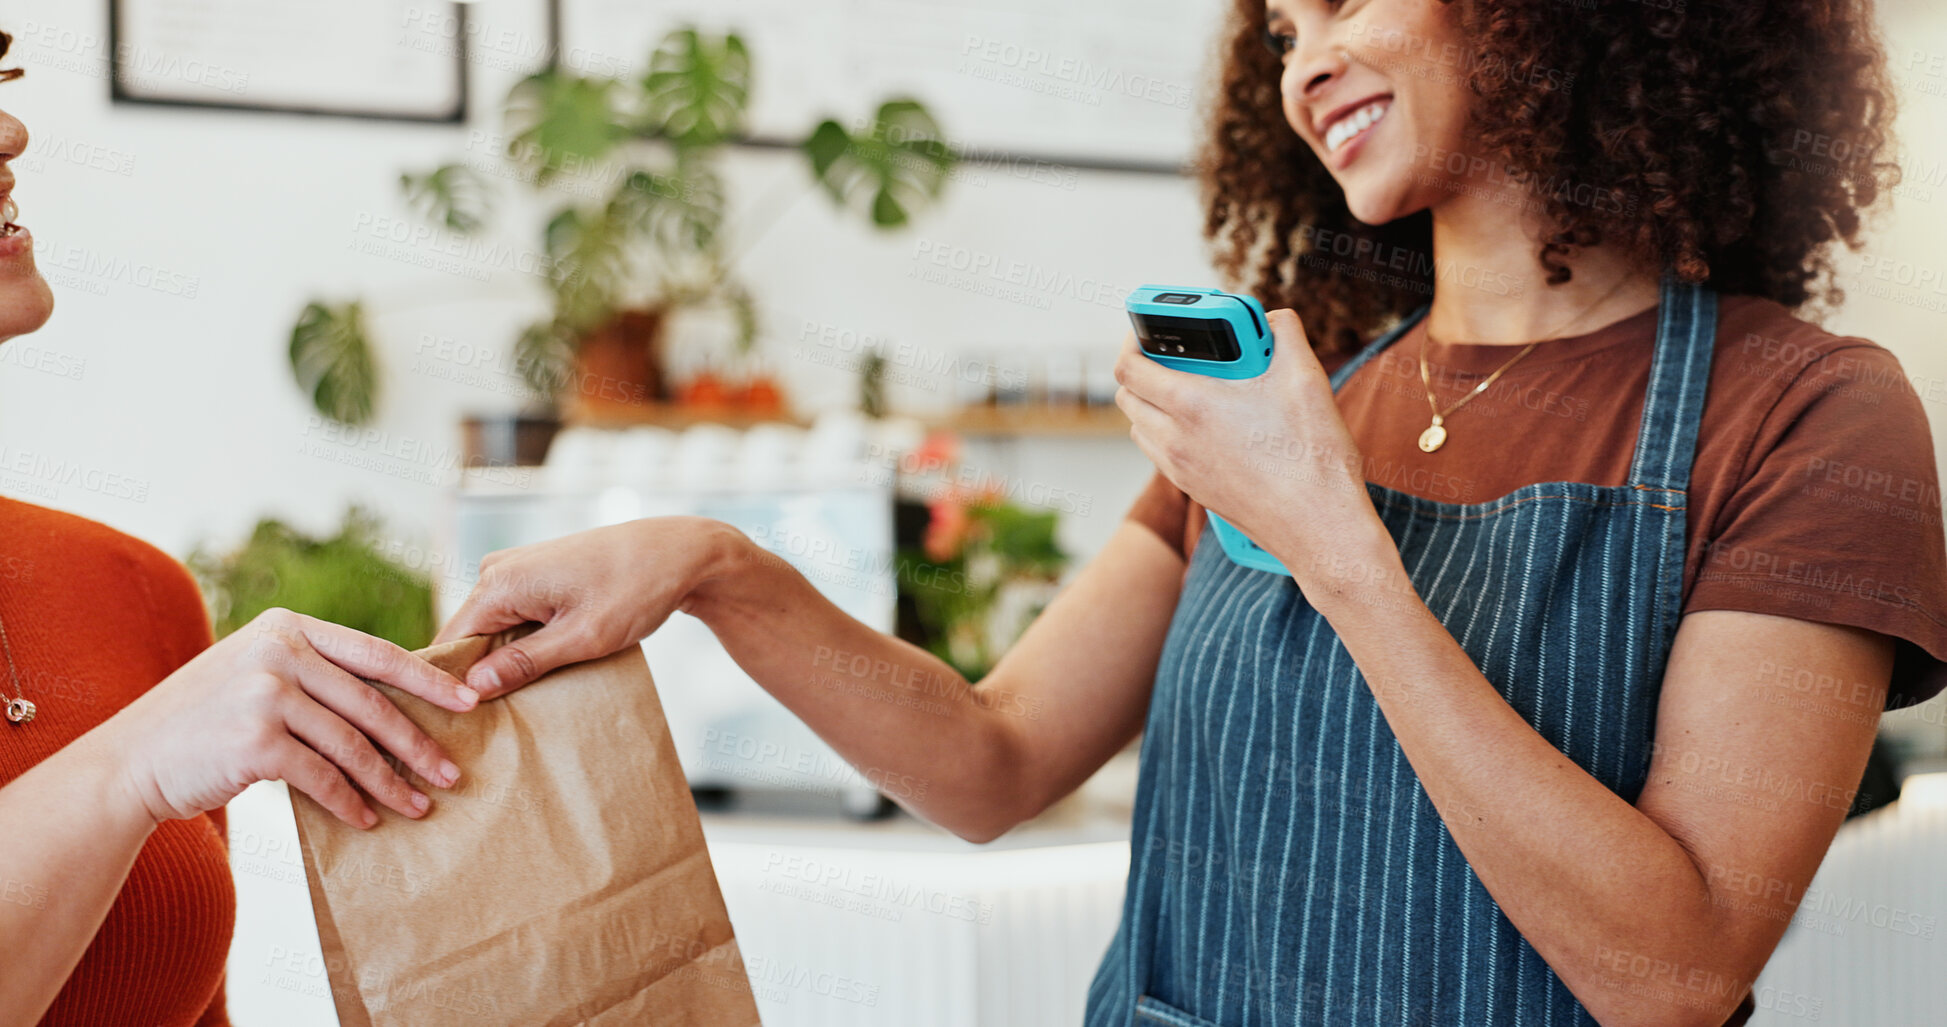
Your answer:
[1626,278,1718,493]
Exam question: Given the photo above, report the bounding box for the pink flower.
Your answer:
[907,430,961,476]
[924,497,971,563]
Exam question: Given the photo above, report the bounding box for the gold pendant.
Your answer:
[1418,421,1447,453]
[5,697,34,723]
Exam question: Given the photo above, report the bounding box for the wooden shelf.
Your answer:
[565,399,804,432]
[933,405,1130,438]
[562,400,1130,439]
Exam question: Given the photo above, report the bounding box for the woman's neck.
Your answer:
[1425,199,1662,346]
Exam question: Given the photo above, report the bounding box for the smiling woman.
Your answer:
[0,35,51,346]
[1210,0,1896,358]
[1097,0,1934,1025]
[352,3,1940,1027]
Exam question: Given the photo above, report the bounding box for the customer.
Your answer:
[440,1,1947,1024]
[0,32,480,1025]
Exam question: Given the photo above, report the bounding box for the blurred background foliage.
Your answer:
[188,507,436,650]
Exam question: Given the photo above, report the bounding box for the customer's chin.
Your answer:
[0,276,56,343]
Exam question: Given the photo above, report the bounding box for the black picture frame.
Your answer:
[108,0,470,125]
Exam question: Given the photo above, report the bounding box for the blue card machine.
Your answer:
[1124,284,1292,576]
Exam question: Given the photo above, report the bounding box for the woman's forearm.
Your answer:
[682,533,1029,840]
[444,515,1178,839]
[1291,531,1743,1026]
[0,718,159,1026]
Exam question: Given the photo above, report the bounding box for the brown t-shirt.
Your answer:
[1126,293,1947,711]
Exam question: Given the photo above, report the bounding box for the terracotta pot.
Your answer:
[461,412,562,468]
[737,372,784,413]
[570,308,665,413]
[678,369,731,407]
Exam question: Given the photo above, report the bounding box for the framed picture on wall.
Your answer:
[549,0,1222,174]
[109,0,469,123]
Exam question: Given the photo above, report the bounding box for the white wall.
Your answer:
[9,0,1943,582]
[0,0,1197,572]
[1829,5,1947,414]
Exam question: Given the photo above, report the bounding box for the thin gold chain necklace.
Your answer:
[0,610,37,724]
[1416,274,1633,453]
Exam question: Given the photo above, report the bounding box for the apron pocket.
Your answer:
[1135,993,1228,1027]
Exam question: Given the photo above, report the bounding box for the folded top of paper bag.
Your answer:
[290,628,763,1027]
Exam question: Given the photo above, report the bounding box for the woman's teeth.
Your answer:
[0,196,17,236]
[1325,101,1390,154]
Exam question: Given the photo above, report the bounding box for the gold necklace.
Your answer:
[0,611,36,724]
[1416,274,1634,453]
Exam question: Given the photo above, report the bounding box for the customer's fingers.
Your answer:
[464,619,608,700]
[295,614,478,712]
[282,691,432,820]
[291,647,460,789]
[269,735,377,829]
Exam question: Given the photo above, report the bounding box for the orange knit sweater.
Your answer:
[0,497,232,1025]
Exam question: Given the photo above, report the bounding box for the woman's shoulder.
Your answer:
[0,497,212,654]
[1714,293,1915,393]
[2,495,185,573]
[1708,294,1931,447]
[1689,296,1947,709]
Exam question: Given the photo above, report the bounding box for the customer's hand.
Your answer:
[434,516,743,700]
[109,608,476,829]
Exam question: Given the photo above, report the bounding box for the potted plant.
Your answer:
[894,433,1068,680]
[288,27,960,455]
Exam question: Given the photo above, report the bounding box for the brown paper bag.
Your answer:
[290,629,763,1026]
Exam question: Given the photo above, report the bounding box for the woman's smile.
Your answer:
[1317,94,1393,168]
[0,183,30,263]
[0,179,34,270]
[1268,0,1480,225]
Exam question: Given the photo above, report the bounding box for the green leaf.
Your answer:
[859,349,887,418]
[802,120,852,200]
[612,165,724,254]
[979,504,1066,575]
[513,319,580,398]
[504,69,629,183]
[541,206,629,332]
[721,280,759,352]
[641,29,751,149]
[871,189,906,227]
[803,98,958,229]
[288,300,379,426]
[399,163,494,234]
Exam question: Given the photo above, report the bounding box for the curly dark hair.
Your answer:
[1203,0,1900,358]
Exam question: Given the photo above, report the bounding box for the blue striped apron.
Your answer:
[1086,280,1718,1026]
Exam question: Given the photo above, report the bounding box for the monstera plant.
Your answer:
[291,27,958,426]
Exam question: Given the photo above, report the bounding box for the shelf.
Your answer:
[563,400,1132,439]
[564,398,804,431]
[934,404,1130,438]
